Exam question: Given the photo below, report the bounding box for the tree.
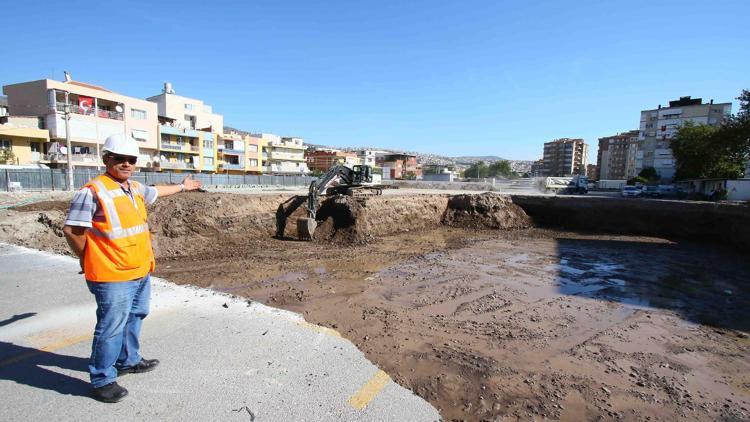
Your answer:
[465,161,489,178]
[670,89,750,180]
[671,122,746,180]
[488,160,513,178]
[0,149,15,164]
[638,166,660,182]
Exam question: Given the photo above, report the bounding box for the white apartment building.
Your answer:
[146,83,223,132]
[358,149,378,167]
[637,96,731,181]
[3,77,159,168]
[0,95,8,117]
[257,133,308,174]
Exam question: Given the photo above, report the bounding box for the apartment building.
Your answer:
[216,132,262,174]
[530,159,545,177]
[542,138,588,177]
[357,150,379,167]
[146,83,222,173]
[305,149,359,172]
[596,130,639,180]
[0,116,49,165]
[586,164,598,180]
[3,77,159,168]
[257,134,308,174]
[0,96,8,117]
[637,96,731,182]
[377,153,419,179]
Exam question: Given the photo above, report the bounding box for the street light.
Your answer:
[62,91,74,191]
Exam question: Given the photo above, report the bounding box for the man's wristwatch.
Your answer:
[179,183,185,192]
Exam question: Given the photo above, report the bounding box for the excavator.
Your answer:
[275,164,383,240]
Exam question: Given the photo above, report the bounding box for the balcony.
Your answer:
[43,153,101,163]
[222,149,245,156]
[161,143,184,151]
[159,161,195,170]
[55,103,123,121]
[269,151,304,161]
[160,125,199,137]
[223,163,245,170]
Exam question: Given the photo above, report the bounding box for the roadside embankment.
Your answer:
[511,195,750,251]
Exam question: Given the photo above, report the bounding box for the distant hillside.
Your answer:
[223,127,522,165]
[452,156,507,164]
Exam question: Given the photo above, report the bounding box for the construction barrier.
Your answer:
[0,168,315,191]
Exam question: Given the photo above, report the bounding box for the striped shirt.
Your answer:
[65,177,158,228]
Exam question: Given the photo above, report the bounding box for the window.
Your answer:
[0,139,10,150]
[130,108,147,120]
[247,144,258,152]
[204,139,214,149]
[30,142,41,152]
[161,134,170,142]
[204,157,214,166]
[132,129,149,142]
[249,159,258,167]
[184,103,194,111]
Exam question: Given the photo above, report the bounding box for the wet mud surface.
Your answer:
[156,228,750,421]
[1,193,749,421]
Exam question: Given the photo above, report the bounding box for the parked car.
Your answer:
[621,185,642,198]
[641,185,661,198]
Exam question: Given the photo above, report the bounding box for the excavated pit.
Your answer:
[2,191,749,421]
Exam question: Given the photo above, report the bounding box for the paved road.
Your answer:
[0,243,439,421]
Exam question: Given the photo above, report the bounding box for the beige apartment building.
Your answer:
[217,132,263,174]
[146,83,222,173]
[542,138,588,177]
[257,133,308,174]
[3,77,159,168]
[0,116,50,166]
[596,130,639,180]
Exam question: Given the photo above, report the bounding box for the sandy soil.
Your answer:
[1,192,748,421]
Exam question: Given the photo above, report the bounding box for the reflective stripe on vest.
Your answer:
[88,223,149,240]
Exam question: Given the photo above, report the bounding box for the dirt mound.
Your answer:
[148,192,281,258]
[313,196,369,244]
[442,193,531,230]
[0,210,69,255]
[312,194,450,244]
[11,200,71,212]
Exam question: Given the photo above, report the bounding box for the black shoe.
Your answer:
[117,358,160,375]
[91,382,128,403]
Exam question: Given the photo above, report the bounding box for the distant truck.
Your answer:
[597,179,627,190]
[540,175,588,194]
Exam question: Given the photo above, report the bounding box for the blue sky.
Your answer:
[3,0,748,161]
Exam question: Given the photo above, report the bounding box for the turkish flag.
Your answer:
[78,96,94,114]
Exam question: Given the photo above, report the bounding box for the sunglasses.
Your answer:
[108,154,138,165]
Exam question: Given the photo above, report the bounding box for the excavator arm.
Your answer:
[277,164,375,240]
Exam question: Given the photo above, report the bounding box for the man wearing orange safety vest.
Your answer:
[63,133,202,403]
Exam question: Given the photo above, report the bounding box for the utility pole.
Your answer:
[63,91,74,191]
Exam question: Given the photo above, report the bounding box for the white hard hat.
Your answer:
[102,133,140,157]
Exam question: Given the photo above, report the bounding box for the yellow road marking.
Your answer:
[0,334,92,367]
[348,370,391,410]
[295,320,342,338]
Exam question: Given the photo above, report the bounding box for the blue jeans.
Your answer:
[86,274,151,388]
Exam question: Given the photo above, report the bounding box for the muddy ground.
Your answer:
[1,191,748,421]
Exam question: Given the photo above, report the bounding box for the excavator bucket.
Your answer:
[297,217,317,240]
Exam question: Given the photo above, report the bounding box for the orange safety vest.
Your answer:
[83,174,155,282]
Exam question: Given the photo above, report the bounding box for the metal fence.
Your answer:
[1,168,315,191]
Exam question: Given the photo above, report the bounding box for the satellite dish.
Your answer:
[115,105,124,113]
